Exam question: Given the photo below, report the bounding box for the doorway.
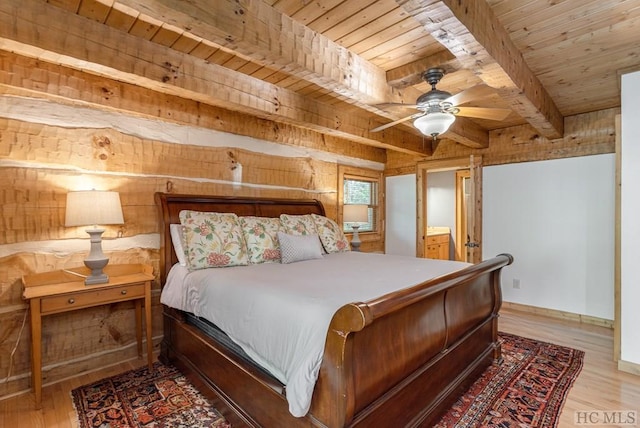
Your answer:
[416,156,483,263]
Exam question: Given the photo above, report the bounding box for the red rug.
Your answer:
[71,363,230,428]
[434,332,584,427]
[72,333,583,427]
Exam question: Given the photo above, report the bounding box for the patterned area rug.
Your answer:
[72,332,583,427]
[71,363,230,428]
[434,332,585,427]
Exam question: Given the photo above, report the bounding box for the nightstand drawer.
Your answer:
[40,283,145,314]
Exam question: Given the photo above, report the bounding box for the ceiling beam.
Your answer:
[386,50,460,89]
[0,0,431,156]
[115,0,403,107]
[396,0,564,139]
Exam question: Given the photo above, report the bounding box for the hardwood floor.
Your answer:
[1,307,639,427]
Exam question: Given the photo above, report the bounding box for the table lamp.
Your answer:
[65,190,124,285]
[343,204,368,252]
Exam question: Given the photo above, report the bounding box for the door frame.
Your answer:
[416,156,483,263]
[455,169,471,262]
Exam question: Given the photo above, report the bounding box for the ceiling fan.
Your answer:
[371,68,511,139]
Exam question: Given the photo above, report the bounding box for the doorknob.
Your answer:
[465,242,480,248]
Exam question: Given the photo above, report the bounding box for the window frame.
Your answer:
[338,165,384,243]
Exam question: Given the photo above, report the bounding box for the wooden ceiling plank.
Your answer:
[250,66,280,81]
[397,0,564,139]
[103,2,138,32]
[77,0,114,23]
[188,40,220,60]
[305,1,370,34]
[170,33,203,54]
[206,49,237,66]
[237,61,264,76]
[493,0,605,43]
[335,8,410,49]
[522,19,640,68]
[321,1,398,42]
[358,26,429,62]
[1,0,430,155]
[289,0,343,26]
[127,12,162,40]
[150,23,183,47]
[48,0,80,13]
[270,0,308,17]
[222,56,252,71]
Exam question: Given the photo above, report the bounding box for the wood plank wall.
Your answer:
[0,57,386,400]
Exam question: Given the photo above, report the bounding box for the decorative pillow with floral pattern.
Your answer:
[311,214,351,253]
[239,216,283,264]
[279,214,319,236]
[179,210,249,270]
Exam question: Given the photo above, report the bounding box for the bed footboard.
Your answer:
[310,253,513,427]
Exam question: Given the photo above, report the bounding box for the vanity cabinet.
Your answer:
[426,233,450,260]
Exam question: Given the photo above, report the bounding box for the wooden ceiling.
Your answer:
[1,0,639,156]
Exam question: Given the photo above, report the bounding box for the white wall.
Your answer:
[621,71,640,365]
[385,174,416,256]
[483,155,615,320]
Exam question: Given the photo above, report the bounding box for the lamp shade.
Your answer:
[413,112,456,137]
[343,204,368,223]
[65,190,124,227]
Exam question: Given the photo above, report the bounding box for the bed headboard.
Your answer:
[154,192,326,285]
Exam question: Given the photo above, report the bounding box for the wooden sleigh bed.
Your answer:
[155,192,513,427]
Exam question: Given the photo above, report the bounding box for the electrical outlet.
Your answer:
[513,278,521,289]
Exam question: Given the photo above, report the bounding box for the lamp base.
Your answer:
[350,225,362,252]
[84,228,110,285]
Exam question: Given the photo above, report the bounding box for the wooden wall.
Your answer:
[0,67,385,399]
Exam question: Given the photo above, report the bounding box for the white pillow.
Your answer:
[277,232,323,264]
[170,224,187,266]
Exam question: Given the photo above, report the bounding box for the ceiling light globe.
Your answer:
[413,112,456,138]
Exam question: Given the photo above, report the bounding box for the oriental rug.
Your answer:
[72,332,583,428]
[71,362,230,428]
[434,332,584,427]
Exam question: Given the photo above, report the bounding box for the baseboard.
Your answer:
[618,359,640,376]
[501,301,614,329]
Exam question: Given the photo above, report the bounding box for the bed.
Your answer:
[155,192,513,427]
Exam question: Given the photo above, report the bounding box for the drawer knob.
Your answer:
[68,298,75,304]
[121,290,127,295]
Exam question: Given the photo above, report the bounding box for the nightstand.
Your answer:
[22,263,155,408]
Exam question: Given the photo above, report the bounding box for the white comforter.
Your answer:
[160,251,469,417]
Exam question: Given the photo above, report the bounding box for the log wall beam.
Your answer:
[0,50,387,166]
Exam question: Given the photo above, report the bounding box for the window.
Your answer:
[338,166,383,236]
[343,177,377,232]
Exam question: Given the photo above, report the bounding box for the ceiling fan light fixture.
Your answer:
[413,112,456,138]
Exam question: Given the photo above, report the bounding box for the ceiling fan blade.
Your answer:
[370,113,423,132]
[455,106,512,121]
[445,84,496,106]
